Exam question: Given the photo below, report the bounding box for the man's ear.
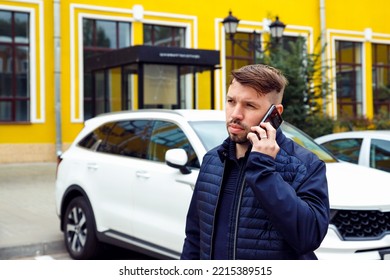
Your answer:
[276,104,284,115]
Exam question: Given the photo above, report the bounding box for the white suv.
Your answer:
[55,109,390,260]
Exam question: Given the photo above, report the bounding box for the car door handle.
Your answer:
[136,170,150,179]
[87,163,98,171]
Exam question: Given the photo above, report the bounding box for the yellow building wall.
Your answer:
[1,0,390,163]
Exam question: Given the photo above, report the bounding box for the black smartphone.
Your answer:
[260,104,283,129]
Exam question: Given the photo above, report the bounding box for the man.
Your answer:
[181,64,330,260]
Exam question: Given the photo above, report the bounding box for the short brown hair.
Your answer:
[230,64,288,97]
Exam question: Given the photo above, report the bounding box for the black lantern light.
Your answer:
[223,11,286,47]
[269,16,286,41]
[222,11,240,40]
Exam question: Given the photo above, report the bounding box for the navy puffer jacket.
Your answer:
[181,129,330,260]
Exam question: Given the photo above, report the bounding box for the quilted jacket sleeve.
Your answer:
[245,147,330,255]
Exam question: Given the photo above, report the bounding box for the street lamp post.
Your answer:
[222,11,286,64]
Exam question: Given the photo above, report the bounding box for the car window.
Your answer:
[370,139,390,172]
[189,121,228,151]
[320,138,362,164]
[281,122,337,163]
[78,122,114,151]
[98,120,152,159]
[148,121,200,168]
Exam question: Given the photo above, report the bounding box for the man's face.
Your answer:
[225,80,273,144]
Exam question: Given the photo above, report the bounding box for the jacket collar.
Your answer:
[217,137,231,162]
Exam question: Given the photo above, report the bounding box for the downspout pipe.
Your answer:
[54,0,62,158]
[320,0,327,114]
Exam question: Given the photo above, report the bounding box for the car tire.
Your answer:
[63,196,101,259]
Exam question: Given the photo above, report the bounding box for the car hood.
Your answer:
[326,162,390,211]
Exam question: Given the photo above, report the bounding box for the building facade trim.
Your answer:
[69,4,197,122]
[0,1,45,123]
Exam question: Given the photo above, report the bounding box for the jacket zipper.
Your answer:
[232,177,246,260]
[209,159,227,259]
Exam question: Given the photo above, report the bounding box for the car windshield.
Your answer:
[281,122,337,163]
[190,120,337,163]
[190,121,228,150]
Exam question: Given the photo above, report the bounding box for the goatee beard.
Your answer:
[229,133,250,144]
[228,119,250,144]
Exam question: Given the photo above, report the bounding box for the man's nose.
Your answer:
[231,104,244,119]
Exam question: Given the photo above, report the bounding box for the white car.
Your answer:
[55,109,390,260]
[315,130,390,173]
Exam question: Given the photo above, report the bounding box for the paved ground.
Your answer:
[0,162,65,259]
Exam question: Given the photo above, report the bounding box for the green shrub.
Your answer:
[302,114,335,138]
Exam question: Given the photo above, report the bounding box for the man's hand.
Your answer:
[247,122,280,159]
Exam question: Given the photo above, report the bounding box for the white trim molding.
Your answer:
[0,1,45,123]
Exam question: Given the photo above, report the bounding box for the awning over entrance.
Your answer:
[84,45,221,110]
[85,45,220,72]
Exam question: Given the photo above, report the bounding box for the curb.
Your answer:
[0,240,65,260]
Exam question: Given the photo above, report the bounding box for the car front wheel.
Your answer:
[63,196,100,259]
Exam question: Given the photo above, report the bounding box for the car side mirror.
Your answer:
[165,148,191,175]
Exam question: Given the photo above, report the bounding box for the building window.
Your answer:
[225,32,260,78]
[143,24,185,47]
[281,35,302,53]
[372,43,390,117]
[335,41,363,118]
[83,18,131,119]
[0,10,30,122]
